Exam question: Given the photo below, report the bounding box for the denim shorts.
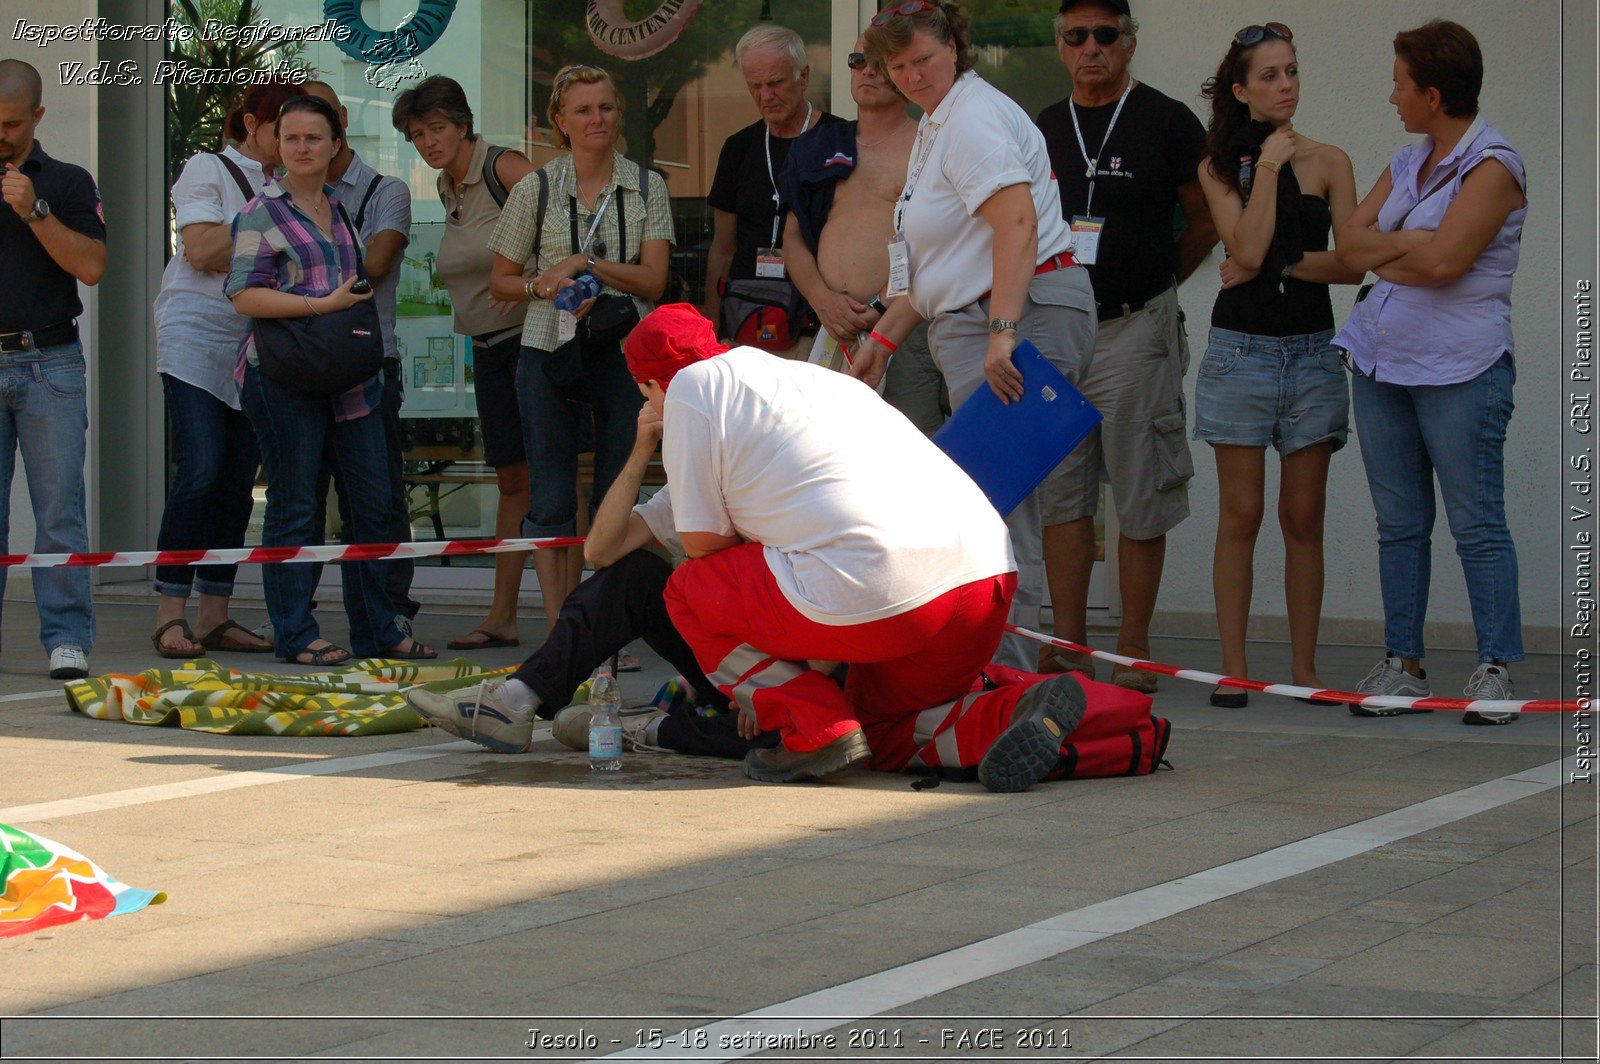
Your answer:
[1192,327,1349,455]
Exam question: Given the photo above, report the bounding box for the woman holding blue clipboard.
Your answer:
[852,0,1096,671]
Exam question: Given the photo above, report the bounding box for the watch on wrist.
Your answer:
[988,317,1018,335]
[585,253,597,273]
[868,295,887,315]
[25,198,50,223]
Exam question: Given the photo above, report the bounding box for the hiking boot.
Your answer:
[48,645,89,680]
[552,705,668,752]
[406,680,533,753]
[1349,656,1431,716]
[978,674,1088,793]
[1462,664,1517,726]
[742,728,871,783]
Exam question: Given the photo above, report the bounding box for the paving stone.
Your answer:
[1311,929,1564,999]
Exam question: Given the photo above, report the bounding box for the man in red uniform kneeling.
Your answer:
[627,304,1087,789]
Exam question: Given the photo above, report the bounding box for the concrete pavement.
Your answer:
[0,597,1593,1062]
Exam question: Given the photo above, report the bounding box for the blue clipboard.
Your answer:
[932,340,1101,517]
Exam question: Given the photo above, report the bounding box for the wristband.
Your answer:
[524,279,537,301]
[868,330,898,353]
[1257,159,1282,175]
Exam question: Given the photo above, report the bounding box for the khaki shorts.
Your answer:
[1037,285,1193,540]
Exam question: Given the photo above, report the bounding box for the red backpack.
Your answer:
[983,665,1172,780]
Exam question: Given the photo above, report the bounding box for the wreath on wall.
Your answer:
[585,0,704,60]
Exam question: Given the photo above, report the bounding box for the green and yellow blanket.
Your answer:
[64,658,507,736]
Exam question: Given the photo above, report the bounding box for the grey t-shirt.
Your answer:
[334,151,411,362]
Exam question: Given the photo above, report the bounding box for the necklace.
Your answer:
[855,119,915,148]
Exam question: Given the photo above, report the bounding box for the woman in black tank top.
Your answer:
[1193,25,1368,708]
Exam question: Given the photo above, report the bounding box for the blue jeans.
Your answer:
[240,366,402,659]
[1351,354,1522,664]
[0,342,94,653]
[154,374,261,598]
[515,338,639,537]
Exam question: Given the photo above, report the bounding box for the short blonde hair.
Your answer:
[547,64,622,150]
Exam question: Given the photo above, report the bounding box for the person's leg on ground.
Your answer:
[1211,445,1266,682]
[378,359,419,622]
[455,333,529,647]
[1279,442,1333,687]
[0,362,18,656]
[152,374,228,654]
[514,347,583,630]
[327,405,409,659]
[192,399,270,650]
[449,462,529,648]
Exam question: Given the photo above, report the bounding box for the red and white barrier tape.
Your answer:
[0,536,585,571]
[1007,625,1576,714]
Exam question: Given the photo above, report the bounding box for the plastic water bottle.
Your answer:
[588,666,624,772]
[555,272,603,312]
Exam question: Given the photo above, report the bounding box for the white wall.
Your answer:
[1114,0,1570,651]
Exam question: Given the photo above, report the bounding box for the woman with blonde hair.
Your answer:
[487,65,674,628]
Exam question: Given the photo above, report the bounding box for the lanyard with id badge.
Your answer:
[887,76,979,299]
[1066,78,1133,266]
[758,101,812,278]
[558,162,613,343]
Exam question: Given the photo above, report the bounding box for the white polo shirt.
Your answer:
[899,71,1075,319]
[662,348,1016,626]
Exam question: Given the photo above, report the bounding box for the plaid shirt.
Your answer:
[225,179,381,421]
[487,152,675,352]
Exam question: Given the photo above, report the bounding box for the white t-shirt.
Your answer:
[633,485,685,560]
[154,146,269,407]
[662,348,1015,626]
[900,72,1075,319]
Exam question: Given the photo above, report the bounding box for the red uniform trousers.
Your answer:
[663,542,1027,771]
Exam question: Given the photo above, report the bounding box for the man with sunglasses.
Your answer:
[1033,0,1217,691]
[776,37,947,435]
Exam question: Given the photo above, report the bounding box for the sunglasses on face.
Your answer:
[1060,25,1123,48]
[1234,22,1293,46]
[871,0,936,27]
[847,51,868,70]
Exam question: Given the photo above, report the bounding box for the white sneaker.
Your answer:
[552,704,668,752]
[405,680,533,753]
[1350,656,1430,716]
[48,645,89,680]
[1462,664,1517,726]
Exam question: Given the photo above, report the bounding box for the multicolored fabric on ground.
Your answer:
[64,658,511,736]
[1,824,166,938]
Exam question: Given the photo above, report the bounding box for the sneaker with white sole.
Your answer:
[406,680,533,753]
[1349,656,1431,716]
[48,645,89,680]
[1461,664,1517,726]
[552,704,668,752]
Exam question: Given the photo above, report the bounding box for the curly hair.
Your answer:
[862,2,975,82]
[545,64,623,150]
[1200,32,1297,192]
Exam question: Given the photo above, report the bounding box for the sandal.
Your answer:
[446,628,520,650]
[1037,644,1096,680]
[387,637,438,660]
[151,618,204,659]
[290,643,350,667]
[197,619,273,654]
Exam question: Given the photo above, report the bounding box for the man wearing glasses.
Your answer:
[777,37,947,435]
[1033,0,1217,691]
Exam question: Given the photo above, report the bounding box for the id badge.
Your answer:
[886,239,911,299]
[1070,215,1105,266]
[755,248,786,279]
[558,309,578,344]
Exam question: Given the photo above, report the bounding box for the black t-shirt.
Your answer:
[0,142,105,333]
[1037,82,1205,308]
[708,112,845,281]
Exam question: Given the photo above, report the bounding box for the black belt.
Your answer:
[0,323,78,354]
[1096,295,1154,322]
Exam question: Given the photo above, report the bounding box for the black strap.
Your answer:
[354,174,383,231]
[208,151,256,200]
[333,200,370,281]
[483,144,511,209]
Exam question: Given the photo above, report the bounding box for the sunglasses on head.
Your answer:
[847,51,868,70]
[1059,25,1122,48]
[1234,22,1292,46]
[871,0,937,27]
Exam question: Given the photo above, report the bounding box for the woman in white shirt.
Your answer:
[854,0,1096,670]
[148,81,302,658]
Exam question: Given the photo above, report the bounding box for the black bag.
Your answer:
[252,202,383,396]
[719,277,807,352]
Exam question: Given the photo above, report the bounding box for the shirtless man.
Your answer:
[779,37,946,434]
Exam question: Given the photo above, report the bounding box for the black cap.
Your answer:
[1059,0,1131,14]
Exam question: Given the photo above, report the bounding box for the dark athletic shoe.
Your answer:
[742,728,871,783]
[978,674,1088,793]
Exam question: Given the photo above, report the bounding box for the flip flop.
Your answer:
[289,644,350,667]
[446,629,521,650]
[198,619,273,654]
[387,638,438,660]
[151,618,204,659]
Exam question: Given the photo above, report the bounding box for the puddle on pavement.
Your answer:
[453,753,740,789]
